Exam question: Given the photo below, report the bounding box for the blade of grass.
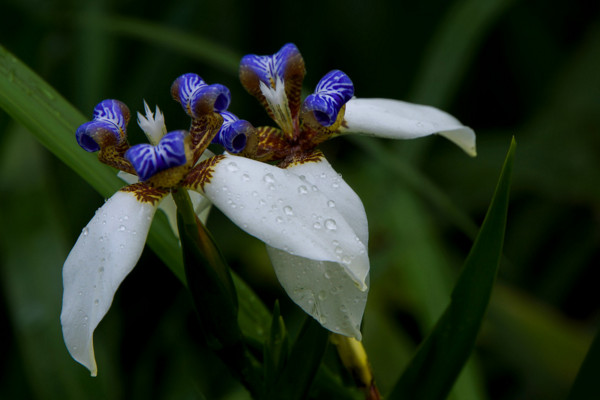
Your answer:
[388,138,515,399]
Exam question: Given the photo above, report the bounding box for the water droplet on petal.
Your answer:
[318,291,327,300]
[332,240,340,246]
[327,200,336,208]
[311,185,319,192]
[263,173,275,184]
[227,162,239,172]
[298,185,308,194]
[335,246,343,255]
[342,255,351,264]
[242,173,250,181]
[283,206,293,216]
[94,299,100,305]
[82,227,89,236]
[275,216,283,223]
[324,272,331,279]
[325,219,337,230]
[313,222,322,229]
[78,291,82,296]
[320,172,327,179]
[98,267,104,273]
[118,225,126,232]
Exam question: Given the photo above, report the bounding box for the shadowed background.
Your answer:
[1,0,599,399]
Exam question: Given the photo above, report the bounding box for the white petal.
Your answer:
[200,154,369,288]
[285,157,368,245]
[60,191,158,376]
[267,246,368,339]
[341,98,477,156]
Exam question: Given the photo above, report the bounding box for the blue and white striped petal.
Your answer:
[239,43,301,89]
[76,99,130,152]
[302,70,354,127]
[125,130,188,181]
[171,73,231,118]
[213,111,252,153]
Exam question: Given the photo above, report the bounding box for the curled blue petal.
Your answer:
[171,73,231,117]
[240,43,300,88]
[76,99,130,151]
[302,70,354,127]
[92,99,130,137]
[125,130,187,181]
[213,111,252,153]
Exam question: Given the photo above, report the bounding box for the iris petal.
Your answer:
[213,111,252,153]
[171,73,231,117]
[198,154,369,289]
[341,98,477,156]
[60,190,160,376]
[267,246,368,340]
[125,130,187,181]
[302,70,354,127]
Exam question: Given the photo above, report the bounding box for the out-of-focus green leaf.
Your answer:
[175,190,241,349]
[175,189,263,397]
[263,301,289,391]
[266,318,329,400]
[389,138,515,399]
[567,326,600,399]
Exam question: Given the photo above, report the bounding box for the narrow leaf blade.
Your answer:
[389,138,516,399]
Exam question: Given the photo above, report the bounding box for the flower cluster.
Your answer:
[61,43,475,376]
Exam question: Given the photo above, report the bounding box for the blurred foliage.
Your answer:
[0,0,599,399]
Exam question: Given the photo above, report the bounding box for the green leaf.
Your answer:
[388,137,516,399]
[267,318,329,400]
[567,326,600,399]
[263,301,289,390]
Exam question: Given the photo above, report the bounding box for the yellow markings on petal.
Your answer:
[181,154,226,193]
[280,149,325,169]
[98,141,136,175]
[189,112,224,163]
[301,104,348,147]
[120,183,169,206]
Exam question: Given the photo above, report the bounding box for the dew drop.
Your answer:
[313,222,322,229]
[324,219,337,230]
[320,172,327,179]
[340,305,348,313]
[132,230,137,235]
[311,185,319,192]
[263,173,275,183]
[242,173,250,181]
[94,299,100,305]
[327,200,336,208]
[83,316,89,321]
[342,255,351,264]
[318,291,327,300]
[331,182,340,189]
[275,216,283,223]
[118,225,126,232]
[324,272,331,279]
[82,227,89,236]
[283,206,293,216]
[298,185,308,194]
[123,215,129,221]
[335,246,343,255]
[78,291,82,296]
[98,267,104,273]
[332,240,340,246]
[226,162,239,172]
